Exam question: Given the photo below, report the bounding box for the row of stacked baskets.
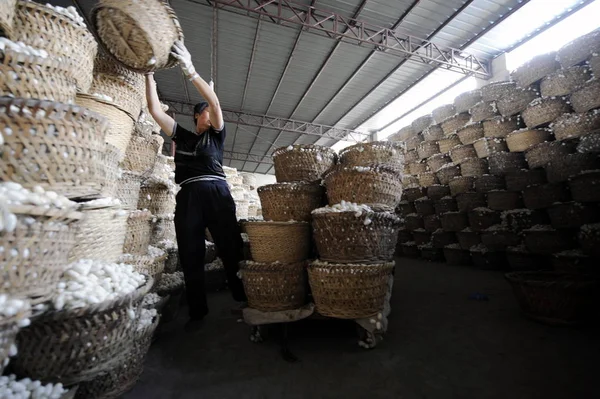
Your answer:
[1,0,187,397]
[390,28,600,326]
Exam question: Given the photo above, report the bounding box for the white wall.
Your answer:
[252,173,276,188]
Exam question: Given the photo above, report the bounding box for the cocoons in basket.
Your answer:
[0,375,67,399]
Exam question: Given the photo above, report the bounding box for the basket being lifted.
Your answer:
[312,204,400,263]
[258,182,323,222]
[273,145,337,183]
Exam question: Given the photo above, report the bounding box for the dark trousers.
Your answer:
[174,179,246,319]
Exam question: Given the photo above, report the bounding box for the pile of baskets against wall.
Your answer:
[390,28,600,326]
[0,0,185,397]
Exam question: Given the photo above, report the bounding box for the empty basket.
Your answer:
[244,221,311,263]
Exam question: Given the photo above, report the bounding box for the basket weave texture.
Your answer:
[441,113,471,136]
[545,153,600,183]
[468,208,501,232]
[14,276,152,385]
[418,172,438,188]
[150,215,175,245]
[556,28,600,68]
[470,101,499,123]
[244,221,311,263]
[456,192,486,212]
[525,140,576,169]
[505,169,547,192]
[552,111,600,141]
[138,185,175,216]
[427,153,451,172]
[523,183,570,210]
[0,98,107,199]
[0,0,16,38]
[454,89,482,114]
[312,211,400,263]
[437,135,461,154]
[457,123,484,145]
[473,137,508,158]
[432,104,456,124]
[460,158,489,178]
[324,166,402,208]
[273,145,337,183]
[506,129,553,152]
[570,79,600,114]
[474,175,505,193]
[88,73,144,119]
[241,261,306,312]
[417,140,440,160]
[2,205,79,304]
[123,211,153,255]
[449,144,477,163]
[488,152,527,175]
[340,141,404,171]
[422,124,445,142]
[569,171,600,202]
[70,205,127,263]
[258,182,323,222]
[122,136,159,174]
[483,116,520,138]
[308,261,394,319]
[411,114,433,134]
[13,0,97,92]
[548,202,600,229]
[441,212,469,232]
[100,144,123,198]
[115,171,144,210]
[92,0,183,72]
[540,66,592,97]
[481,81,516,102]
[510,52,559,88]
[497,88,539,117]
[119,254,166,283]
[522,98,571,128]
[0,305,29,375]
[449,176,476,196]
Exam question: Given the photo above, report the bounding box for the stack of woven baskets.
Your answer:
[394,28,600,326]
[223,166,262,220]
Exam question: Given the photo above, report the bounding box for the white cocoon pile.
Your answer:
[0,295,30,330]
[0,37,48,58]
[43,3,85,26]
[137,308,157,331]
[147,245,165,258]
[312,201,373,217]
[0,375,67,399]
[141,293,162,308]
[53,259,146,311]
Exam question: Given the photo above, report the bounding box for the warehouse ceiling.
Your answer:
[52,0,593,173]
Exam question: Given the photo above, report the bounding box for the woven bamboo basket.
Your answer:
[577,132,600,153]
[570,79,600,114]
[434,197,458,214]
[163,247,179,274]
[449,144,477,164]
[552,250,595,275]
[0,98,107,199]
[580,223,600,258]
[240,261,306,312]
[482,81,516,102]
[525,140,576,169]
[258,182,322,222]
[273,145,337,183]
[92,0,182,73]
[556,28,600,68]
[502,209,548,233]
[396,228,413,244]
[454,89,482,114]
[14,276,152,385]
[138,185,176,216]
[308,261,394,319]
[100,144,123,198]
[443,245,472,265]
[431,230,457,249]
[400,242,419,257]
[483,115,521,138]
[591,53,600,77]
[486,190,523,211]
[122,136,160,175]
[460,158,489,178]
[440,212,469,232]
[449,176,476,196]
[75,314,159,399]
[456,192,486,212]
[392,125,415,142]
[150,214,175,245]
[122,210,153,255]
[404,214,424,231]
[0,302,30,375]
[70,204,128,263]
[524,227,575,255]
[404,149,419,163]
[0,48,77,103]
[324,165,402,208]
[427,184,450,201]
[411,114,433,134]
[546,153,600,183]
[409,161,429,175]
[426,153,450,172]
[505,168,547,191]
[497,87,540,117]
[548,202,600,229]
[0,0,16,38]
[473,137,507,159]
[76,94,134,158]
[422,124,445,142]
[397,200,415,217]
[470,101,499,123]
[523,183,570,210]
[414,197,435,217]
[569,171,600,202]
[405,133,424,151]
[481,227,521,251]
[540,66,592,97]
[552,111,600,141]
[418,172,438,188]
[456,123,484,145]
[506,129,553,152]
[419,245,445,261]
[402,176,416,189]
[244,221,310,263]
[488,152,527,176]
[436,163,461,185]
[88,73,144,119]
[12,0,97,92]
[432,104,456,124]
[511,52,560,88]
[468,208,501,232]
[438,135,462,154]
[312,210,400,263]
[474,174,505,193]
[441,113,471,136]
[470,246,506,270]
[417,140,440,160]
[506,271,599,325]
[119,253,166,283]
[340,141,404,172]
[403,187,426,202]
[423,214,442,233]
[522,97,572,128]
[2,205,80,304]
[115,171,144,210]
[457,229,481,250]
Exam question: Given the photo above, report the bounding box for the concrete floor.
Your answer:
[125,259,600,399]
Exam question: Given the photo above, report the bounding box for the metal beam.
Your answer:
[209,0,491,78]
[224,150,273,165]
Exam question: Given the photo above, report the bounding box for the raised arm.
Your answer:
[145,73,175,136]
[171,40,224,131]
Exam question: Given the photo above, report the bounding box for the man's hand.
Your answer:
[170,40,196,78]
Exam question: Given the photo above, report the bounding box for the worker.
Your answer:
[145,40,246,331]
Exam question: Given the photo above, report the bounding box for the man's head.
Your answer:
[193,102,210,133]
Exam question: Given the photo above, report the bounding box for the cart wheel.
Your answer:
[249,326,263,343]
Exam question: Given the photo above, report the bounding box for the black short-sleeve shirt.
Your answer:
[172,123,226,183]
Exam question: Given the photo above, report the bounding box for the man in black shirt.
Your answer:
[145,40,246,330]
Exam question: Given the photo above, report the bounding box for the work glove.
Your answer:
[171,40,196,78]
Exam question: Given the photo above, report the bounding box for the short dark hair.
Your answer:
[193,102,209,124]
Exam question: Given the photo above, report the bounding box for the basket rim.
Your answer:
[76,93,135,122]
[309,260,395,269]
[243,220,310,227]
[8,204,82,221]
[339,140,404,157]
[0,47,76,74]
[257,181,321,193]
[273,144,337,158]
